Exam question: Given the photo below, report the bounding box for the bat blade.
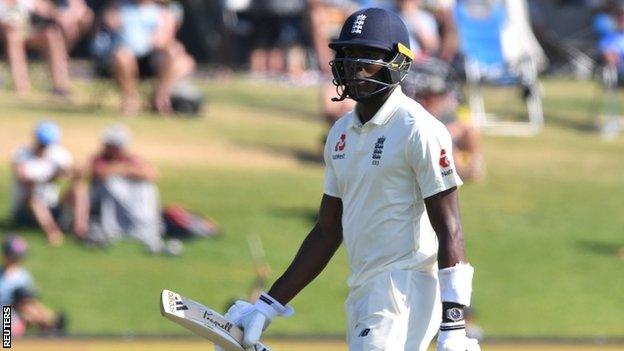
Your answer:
[160,289,244,351]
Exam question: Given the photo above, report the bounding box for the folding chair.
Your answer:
[454,0,544,136]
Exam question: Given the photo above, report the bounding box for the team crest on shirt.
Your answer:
[439,149,454,176]
[371,136,386,166]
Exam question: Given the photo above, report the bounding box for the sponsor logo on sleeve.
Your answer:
[358,328,371,337]
[439,149,454,176]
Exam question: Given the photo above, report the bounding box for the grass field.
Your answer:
[0,76,623,339]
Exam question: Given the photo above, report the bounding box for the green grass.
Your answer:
[0,77,622,337]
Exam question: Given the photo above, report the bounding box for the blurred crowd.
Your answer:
[0,0,196,115]
[4,120,225,336]
[0,1,622,117]
[0,0,621,154]
[10,120,221,250]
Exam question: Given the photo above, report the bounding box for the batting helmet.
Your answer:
[329,8,414,101]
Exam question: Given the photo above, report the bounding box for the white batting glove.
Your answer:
[218,293,293,350]
[437,329,480,351]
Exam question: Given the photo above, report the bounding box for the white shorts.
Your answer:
[345,270,441,351]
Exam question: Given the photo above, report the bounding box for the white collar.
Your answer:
[349,87,404,130]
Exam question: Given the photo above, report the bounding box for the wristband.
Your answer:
[255,292,294,320]
[438,262,474,306]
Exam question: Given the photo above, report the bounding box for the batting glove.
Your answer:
[436,329,480,351]
[220,293,293,350]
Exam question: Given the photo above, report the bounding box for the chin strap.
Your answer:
[331,84,348,102]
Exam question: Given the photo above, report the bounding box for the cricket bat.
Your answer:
[160,289,270,351]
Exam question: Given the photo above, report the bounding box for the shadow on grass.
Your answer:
[545,113,597,133]
[576,240,623,257]
[11,100,117,117]
[0,218,17,232]
[270,206,318,225]
[236,141,324,165]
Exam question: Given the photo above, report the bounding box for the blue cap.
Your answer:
[3,235,28,259]
[329,8,411,55]
[34,121,61,146]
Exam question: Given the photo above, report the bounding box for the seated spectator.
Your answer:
[420,0,459,62]
[599,3,624,84]
[11,121,88,246]
[94,0,195,115]
[0,0,71,95]
[308,0,359,132]
[248,0,307,80]
[85,124,182,255]
[401,58,485,181]
[51,0,94,50]
[0,235,66,338]
[396,0,440,58]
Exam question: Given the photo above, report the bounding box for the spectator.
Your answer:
[248,0,308,80]
[0,0,71,95]
[11,121,88,246]
[95,0,195,115]
[308,1,360,129]
[51,0,94,50]
[0,235,66,338]
[599,3,624,84]
[85,124,182,255]
[396,0,440,57]
[421,0,459,62]
[402,57,485,181]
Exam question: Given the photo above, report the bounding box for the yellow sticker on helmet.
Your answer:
[397,43,414,60]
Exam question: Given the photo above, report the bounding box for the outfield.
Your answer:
[0,77,622,339]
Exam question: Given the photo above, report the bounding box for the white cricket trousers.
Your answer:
[345,270,441,351]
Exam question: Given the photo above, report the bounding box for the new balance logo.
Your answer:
[358,328,371,337]
[351,14,367,34]
[175,301,189,311]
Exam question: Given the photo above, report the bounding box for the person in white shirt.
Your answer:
[219,7,479,351]
[11,121,88,246]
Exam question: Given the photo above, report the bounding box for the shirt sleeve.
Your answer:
[407,122,462,199]
[323,132,341,198]
[49,146,74,172]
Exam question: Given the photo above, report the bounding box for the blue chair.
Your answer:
[455,0,544,136]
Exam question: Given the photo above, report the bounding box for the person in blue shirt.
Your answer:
[599,4,624,84]
[0,235,65,337]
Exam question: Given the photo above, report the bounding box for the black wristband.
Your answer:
[442,302,465,323]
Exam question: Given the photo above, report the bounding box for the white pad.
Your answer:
[437,262,474,306]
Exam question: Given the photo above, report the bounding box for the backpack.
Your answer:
[163,204,220,240]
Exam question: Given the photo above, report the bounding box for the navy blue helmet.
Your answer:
[329,8,414,101]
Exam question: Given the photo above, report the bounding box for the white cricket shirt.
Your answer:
[11,144,73,211]
[323,87,462,288]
